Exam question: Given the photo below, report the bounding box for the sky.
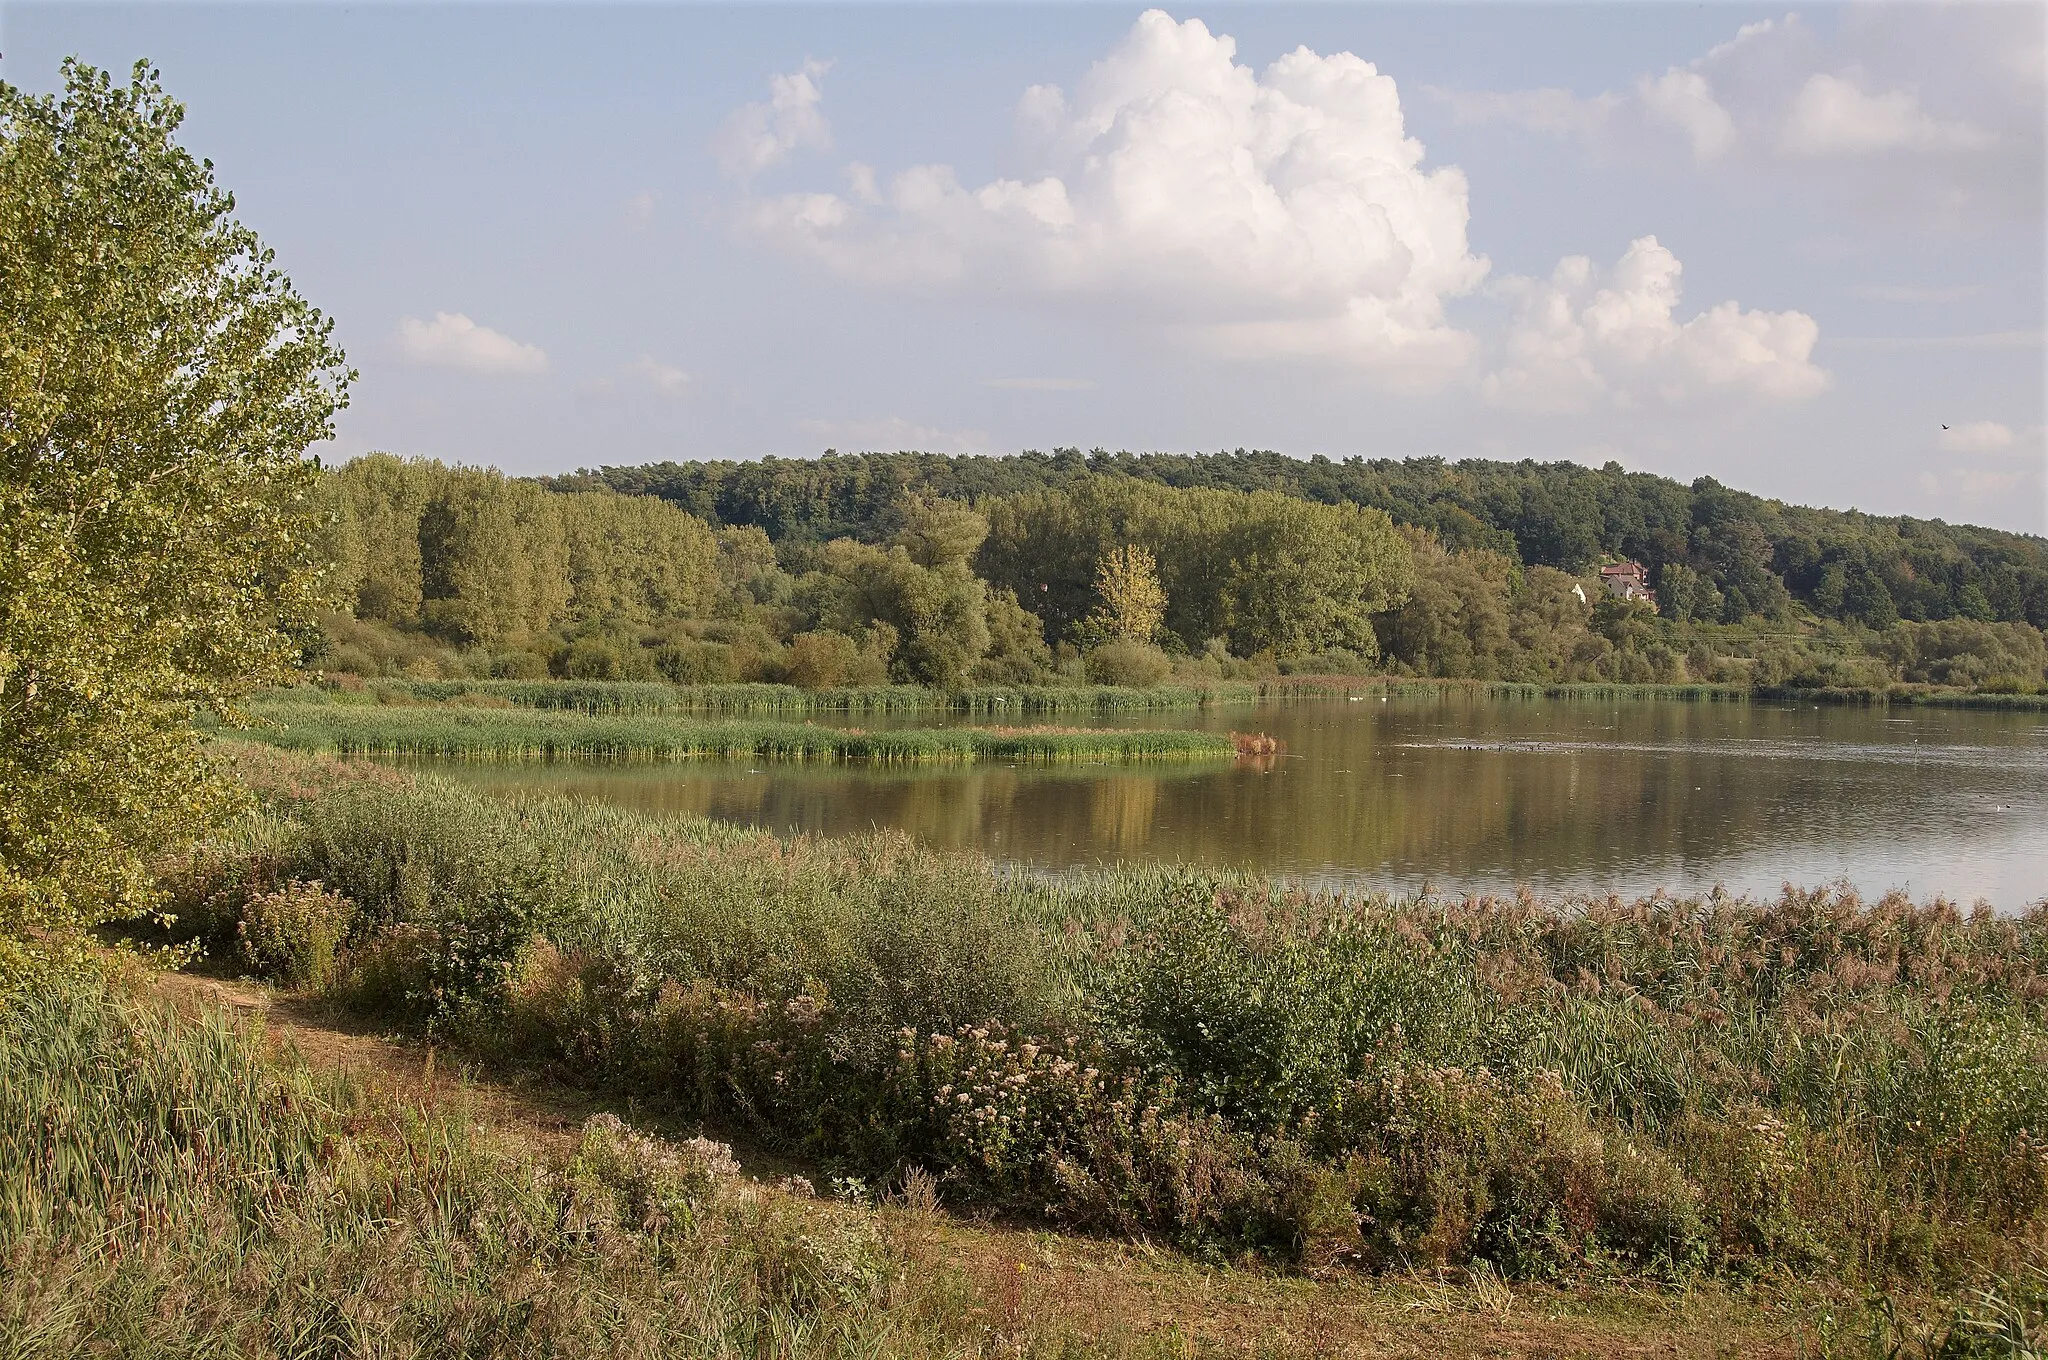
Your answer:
[6,2,2045,534]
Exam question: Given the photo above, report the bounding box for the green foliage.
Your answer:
[1091,545,1167,644]
[320,454,719,651]
[0,60,349,984]
[560,449,2048,633]
[1878,620,2048,691]
[980,478,1411,659]
[1085,640,1174,688]
[236,879,356,989]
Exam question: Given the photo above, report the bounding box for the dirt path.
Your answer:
[150,970,1825,1360]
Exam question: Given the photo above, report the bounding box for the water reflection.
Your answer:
[396,697,2048,908]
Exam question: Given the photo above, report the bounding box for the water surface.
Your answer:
[402,696,2048,908]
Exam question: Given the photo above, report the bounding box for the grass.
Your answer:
[0,978,1253,1358]
[151,745,2048,1301]
[14,971,1910,1358]
[1261,675,1755,703]
[236,703,1239,763]
[289,678,1260,715]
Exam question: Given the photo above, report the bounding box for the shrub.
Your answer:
[236,880,356,989]
[1085,640,1172,687]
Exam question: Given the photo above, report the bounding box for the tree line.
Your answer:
[551,448,2048,634]
[326,452,2048,694]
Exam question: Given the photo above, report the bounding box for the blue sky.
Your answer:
[7,2,2043,532]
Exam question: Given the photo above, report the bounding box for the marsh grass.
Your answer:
[238,704,1236,763]
[282,678,1259,715]
[159,746,2048,1291]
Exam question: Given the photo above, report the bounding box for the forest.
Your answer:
[318,450,2048,695]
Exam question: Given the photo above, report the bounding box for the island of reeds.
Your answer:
[237,702,1237,763]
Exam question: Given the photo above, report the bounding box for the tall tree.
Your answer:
[0,61,351,983]
[1091,545,1167,643]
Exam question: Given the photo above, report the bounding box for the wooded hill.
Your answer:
[311,450,2048,693]
[549,449,2048,632]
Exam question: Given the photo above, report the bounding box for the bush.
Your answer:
[237,880,356,989]
[1085,640,1172,687]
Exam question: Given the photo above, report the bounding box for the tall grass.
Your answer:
[1260,675,1754,703]
[0,982,1200,1358]
[238,704,1237,763]
[287,678,1259,715]
[158,746,2048,1290]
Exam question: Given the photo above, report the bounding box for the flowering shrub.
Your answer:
[236,880,355,989]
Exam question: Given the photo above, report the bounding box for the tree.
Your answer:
[1091,545,1167,643]
[0,61,351,983]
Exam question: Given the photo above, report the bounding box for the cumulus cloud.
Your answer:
[1637,68,1736,160]
[714,59,831,178]
[1484,236,1827,414]
[795,415,992,454]
[395,312,549,377]
[736,11,1489,378]
[1428,8,2041,218]
[1938,421,2016,455]
[1780,73,1985,155]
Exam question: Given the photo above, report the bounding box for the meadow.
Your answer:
[150,743,2048,1303]
[238,702,1237,764]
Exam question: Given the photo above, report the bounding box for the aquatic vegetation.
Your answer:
[269,677,1258,714]
[236,703,1238,763]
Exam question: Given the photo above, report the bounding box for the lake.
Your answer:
[409,696,2048,909]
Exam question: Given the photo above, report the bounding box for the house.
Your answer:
[1598,560,1658,611]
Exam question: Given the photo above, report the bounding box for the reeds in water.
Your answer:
[237,703,1237,763]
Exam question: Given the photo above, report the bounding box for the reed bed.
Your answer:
[239,702,1237,763]
[286,678,1259,715]
[156,745,2048,1293]
[1260,675,1754,703]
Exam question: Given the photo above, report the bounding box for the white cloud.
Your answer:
[1781,73,1985,155]
[795,415,992,454]
[1637,68,1735,160]
[1427,85,1616,138]
[737,11,1489,378]
[626,357,692,394]
[1937,421,2016,455]
[1484,236,1827,414]
[581,357,693,399]
[395,312,549,377]
[714,59,832,179]
[624,191,657,230]
[983,377,1097,391]
[1427,9,2040,219]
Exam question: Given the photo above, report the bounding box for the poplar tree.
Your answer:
[0,60,351,983]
